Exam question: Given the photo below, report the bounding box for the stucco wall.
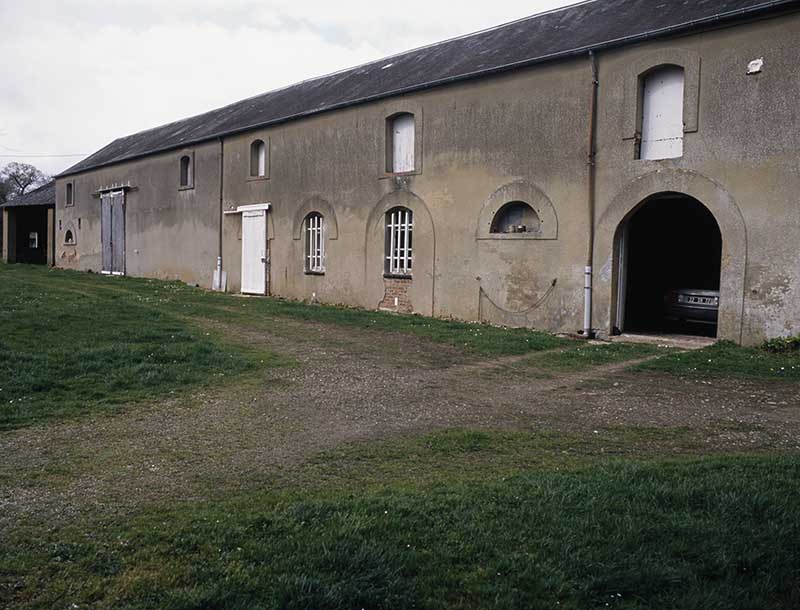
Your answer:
[56,142,221,286]
[593,12,800,344]
[220,57,590,333]
[55,10,800,344]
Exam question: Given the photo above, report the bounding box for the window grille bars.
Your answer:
[305,213,325,273]
[385,208,413,275]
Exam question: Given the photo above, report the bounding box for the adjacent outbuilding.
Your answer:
[1,181,56,266]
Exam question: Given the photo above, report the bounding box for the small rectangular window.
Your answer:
[385,207,413,276]
[65,182,74,206]
[29,232,38,249]
[305,213,325,273]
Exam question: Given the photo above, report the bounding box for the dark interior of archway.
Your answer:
[623,194,721,337]
[14,207,49,265]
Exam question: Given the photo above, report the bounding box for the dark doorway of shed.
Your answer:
[616,193,721,338]
[13,206,49,265]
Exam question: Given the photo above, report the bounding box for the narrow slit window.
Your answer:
[250,139,267,177]
[385,207,413,276]
[179,155,193,187]
[389,113,415,173]
[65,182,74,206]
[639,65,685,160]
[305,213,325,273]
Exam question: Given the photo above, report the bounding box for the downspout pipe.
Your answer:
[584,50,599,338]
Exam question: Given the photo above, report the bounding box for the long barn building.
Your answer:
[53,0,800,345]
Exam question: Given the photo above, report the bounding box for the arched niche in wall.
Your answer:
[364,189,436,316]
[477,180,558,240]
[291,196,339,241]
[622,48,701,141]
[475,180,562,328]
[63,222,77,245]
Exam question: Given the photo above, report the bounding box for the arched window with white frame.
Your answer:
[385,207,413,276]
[304,212,325,274]
[639,65,685,160]
[388,113,415,173]
[250,139,267,177]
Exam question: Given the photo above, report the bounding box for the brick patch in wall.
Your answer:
[379,277,413,313]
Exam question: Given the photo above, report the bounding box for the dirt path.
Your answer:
[2,317,798,531]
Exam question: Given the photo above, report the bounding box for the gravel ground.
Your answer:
[2,317,798,532]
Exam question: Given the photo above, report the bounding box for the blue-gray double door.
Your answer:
[100,191,125,274]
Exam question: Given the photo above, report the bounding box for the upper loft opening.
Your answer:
[638,65,685,160]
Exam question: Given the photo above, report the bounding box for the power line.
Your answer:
[0,153,88,158]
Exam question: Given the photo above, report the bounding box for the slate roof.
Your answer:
[1,181,55,208]
[60,0,798,176]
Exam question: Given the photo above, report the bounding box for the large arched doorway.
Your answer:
[616,193,722,337]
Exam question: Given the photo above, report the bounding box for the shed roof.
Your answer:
[60,0,797,176]
[1,181,55,208]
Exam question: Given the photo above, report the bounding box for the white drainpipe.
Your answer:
[584,265,593,336]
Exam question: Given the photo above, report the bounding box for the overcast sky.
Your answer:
[0,0,576,176]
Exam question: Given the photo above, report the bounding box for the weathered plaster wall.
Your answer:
[594,12,800,344]
[56,142,221,286]
[221,58,590,333]
[56,10,800,344]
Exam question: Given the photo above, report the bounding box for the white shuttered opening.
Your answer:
[640,66,685,160]
[391,114,415,173]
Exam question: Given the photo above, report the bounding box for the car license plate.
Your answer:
[687,296,715,305]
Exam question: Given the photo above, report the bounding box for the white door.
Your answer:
[241,210,267,295]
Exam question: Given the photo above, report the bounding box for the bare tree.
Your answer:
[0,162,50,200]
[0,178,10,204]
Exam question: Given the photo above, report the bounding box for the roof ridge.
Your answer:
[90,0,597,146]
[273,0,598,83]
[60,0,799,177]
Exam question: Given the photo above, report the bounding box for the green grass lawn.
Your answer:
[3,264,800,609]
[2,263,799,430]
[5,450,799,610]
[0,266,282,430]
[1,264,569,357]
[634,340,800,380]
[0,264,570,429]
[522,341,667,374]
